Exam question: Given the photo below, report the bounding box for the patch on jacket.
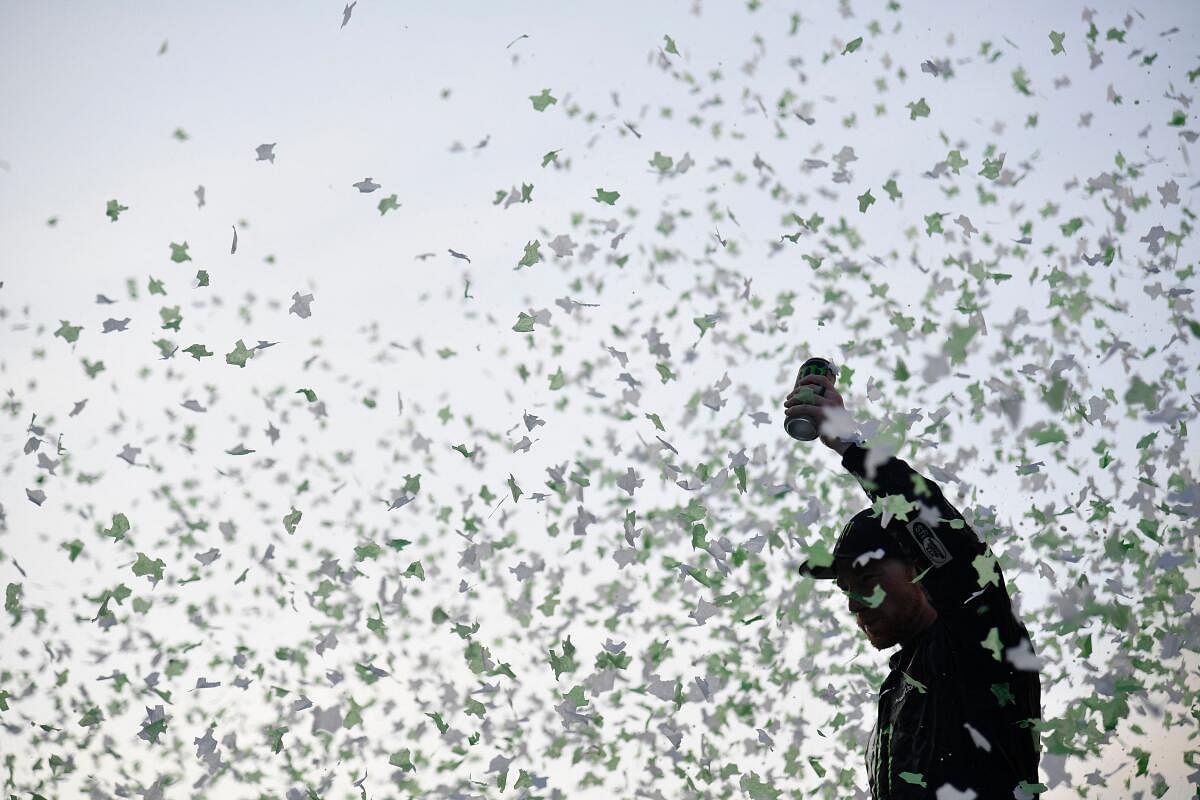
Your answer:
[905,519,952,566]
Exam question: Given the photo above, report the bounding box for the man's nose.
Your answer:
[845,592,868,615]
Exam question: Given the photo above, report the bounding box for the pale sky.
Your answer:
[2,1,1199,798]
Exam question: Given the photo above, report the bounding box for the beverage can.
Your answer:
[785,357,838,441]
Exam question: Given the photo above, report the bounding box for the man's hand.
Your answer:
[783,372,858,455]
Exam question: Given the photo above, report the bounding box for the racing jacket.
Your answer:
[839,443,1043,799]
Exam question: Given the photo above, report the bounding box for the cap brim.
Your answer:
[797,559,839,580]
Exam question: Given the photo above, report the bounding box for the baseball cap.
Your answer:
[797,508,916,580]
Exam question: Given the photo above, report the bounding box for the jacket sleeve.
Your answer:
[839,443,1030,670]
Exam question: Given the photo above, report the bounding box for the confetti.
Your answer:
[1,5,1196,800]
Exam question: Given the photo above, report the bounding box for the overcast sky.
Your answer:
[2,1,1199,798]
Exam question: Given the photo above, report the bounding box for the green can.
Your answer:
[785,357,838,441]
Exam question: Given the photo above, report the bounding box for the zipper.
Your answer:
[879,721,892,795]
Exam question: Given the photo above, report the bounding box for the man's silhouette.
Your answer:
[787,371,1042,799]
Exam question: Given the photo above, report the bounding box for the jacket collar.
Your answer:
[890,616,939,669]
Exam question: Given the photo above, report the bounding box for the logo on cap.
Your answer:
[905,519,951,566]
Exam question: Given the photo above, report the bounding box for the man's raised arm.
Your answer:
[784,369,1034,666]
[838,441,1032,666]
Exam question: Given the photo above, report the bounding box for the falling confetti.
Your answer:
[0,4,1197,800]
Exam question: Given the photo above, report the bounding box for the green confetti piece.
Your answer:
[513,312,536,332]
[973,551,1000,588]
[979,154,1005,180]
[924,211,945,236]
[529,88,557,111]
[282,507,302,535]
[183,344,212,360]
[517,239,541,268]
[854,584,886,609]
[425,711,448,734]
[62,539,84,562]
[548,636,577,679]
[980,627,1003,661]
[159,305,182,331]
[1136,518,1161,543]
[5,583,21,617]
[1124,375,1160,411]
[1049,31,1065,54]
[131,552,165,583]
[105,199,128,222]
[742,773,782,800]
[693,314,718,338]
[267,725,288,754]
[1012,65,1033,96]
[367,604,387,639]
[593,187,620,205]
[169,241,191,262]
[464,697,486,718]
[944,321,978,363]
[344,697,366,729]
[1029,423,1068,445]
[842,36,863,54]
[225,339,253,367]
[354,542,383,561]
[857,189,875,212]
[1059,217,1084,236]
[906,97,930,119]
[141,716,167,742]
[54,321,82,344]
[78,707,104,727]
[377,193,401,215]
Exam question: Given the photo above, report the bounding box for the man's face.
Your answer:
[834,557,932,650]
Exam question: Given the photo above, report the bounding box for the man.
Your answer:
[785,371,1043,800]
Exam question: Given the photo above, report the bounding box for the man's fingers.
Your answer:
[785,387,824,405]
[796,373,837,392]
